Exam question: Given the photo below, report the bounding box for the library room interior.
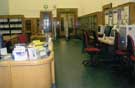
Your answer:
[1,0,135,88]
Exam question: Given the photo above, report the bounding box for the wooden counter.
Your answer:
[31,35,46,41]
[0,52,54,88]
[48,42,55,85]
[89,35,114,46]
[3,35,18,45]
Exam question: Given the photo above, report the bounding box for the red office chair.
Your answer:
[114,31,127,62]
[82,31,101,66]
[127,35,135,76]
[18,34,27,43]
[82,31,92,53]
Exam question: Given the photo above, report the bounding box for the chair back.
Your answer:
[83,31,89,48]
[18,34,27,43]
[127,35,135,55]
[92,31,99,44]
[114,31,120,50]
[83,31,99,48]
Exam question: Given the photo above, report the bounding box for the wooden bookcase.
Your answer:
[0,15,24,35]
[78,12,103,39]
[78,11,103,32]
[24,18,40,35]
[0,15,24,45]
[24,18,40,41]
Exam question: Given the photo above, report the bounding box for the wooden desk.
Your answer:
[89,36,114,45]
[0,52,54,88]
[31,35,46,41]
[98,37,114,46]
[3,35,18,44]
[89,36,94,39]
[48,42,55,85]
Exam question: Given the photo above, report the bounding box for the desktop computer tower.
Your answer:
[119,25,135,49]
[98,25,105,34]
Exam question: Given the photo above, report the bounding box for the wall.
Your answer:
[9,0,80,17]
[9,0,44,17]
[0,0,9,15]
[102,0,134,7]
[1,0,135,17]
[79,0,102,16]
[79,0,135,16]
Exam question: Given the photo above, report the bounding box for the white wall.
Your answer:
[79,0,102,16]
[9,0,44,17]
[0,0,9,15]
[1,0,135,16]
[79,0,135,16]
[102,0,133,7]
[9,0,80,17]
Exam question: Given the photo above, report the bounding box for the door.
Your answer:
[40,11,52,35]
[59,13,75,38]
[57,8,78,38]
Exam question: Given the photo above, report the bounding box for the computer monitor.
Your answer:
[104,26,112,37]
[110,30,115,37]
[98,26,101,32]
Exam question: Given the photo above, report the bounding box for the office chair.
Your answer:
[18,34,27,43]
[4,40,12,53]
[114,31,127,62]
[82,31,93,53]
[82,31,101,66]
[127,35,135,76]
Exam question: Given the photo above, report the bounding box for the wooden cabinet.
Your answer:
[0,62,11,88]
[0,15,24,45]
[0,15,24,35]
[0,52,54,88]
[24,18,40,41]
[78,12,103,32]
[11,64,52,88]
[24,18,40,35]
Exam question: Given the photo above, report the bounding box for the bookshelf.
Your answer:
[24,18,40,41]
[25,18,40,35]
[78,12,103,39]
[0,15,24,36]
[0,15,24,46]
[78,12,103,32]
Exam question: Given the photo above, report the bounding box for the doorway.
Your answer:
[57,8,78,38]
